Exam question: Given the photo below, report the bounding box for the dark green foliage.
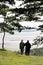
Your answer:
[6,0,43,22]
[0,2,22,34]
[30,48,43,56]
[0,4,9,9]
[33,36,43,46]
[17,0,43,21]
[0,22,14,34]
[0,0,15,4]
[0,4,9,16]
[20,0,43,3]
[38,25,43,32]
[11,22,22,32]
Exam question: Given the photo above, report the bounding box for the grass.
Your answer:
[0,49,43,65]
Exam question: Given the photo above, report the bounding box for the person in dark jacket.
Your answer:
[24,40,31,55]
[19,40,24,54]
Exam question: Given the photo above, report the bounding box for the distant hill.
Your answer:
[30,47,43,56]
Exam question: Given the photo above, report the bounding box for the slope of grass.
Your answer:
[0,49,43,65]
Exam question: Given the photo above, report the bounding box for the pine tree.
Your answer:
[0,0,22,49]
[0,0,43,49]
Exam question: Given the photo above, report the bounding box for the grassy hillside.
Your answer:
[30,48,43,56]
[0,49,43,65]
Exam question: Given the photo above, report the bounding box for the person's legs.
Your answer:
[27,49,30,55]
[21,49,24,54]
[25,49,30,55]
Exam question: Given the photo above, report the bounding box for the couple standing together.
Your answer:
[19,40,31,55]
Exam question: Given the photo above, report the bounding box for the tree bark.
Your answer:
[2,31,5,49]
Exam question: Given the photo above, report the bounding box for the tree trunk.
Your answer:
[2,31,5,49]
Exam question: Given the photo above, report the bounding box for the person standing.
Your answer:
[24,40,31,55]
[19,40,24,54]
